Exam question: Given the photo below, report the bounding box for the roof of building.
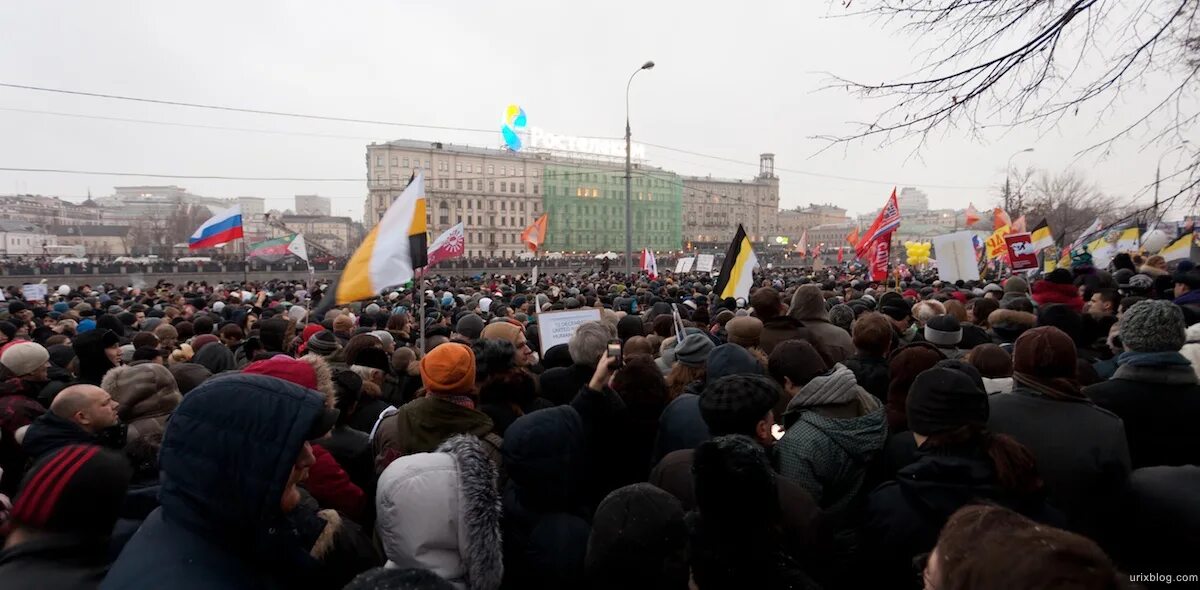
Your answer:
[47,225,131,237]
[0,220,45,233]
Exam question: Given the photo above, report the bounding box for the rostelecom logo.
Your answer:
[502,104,527,151]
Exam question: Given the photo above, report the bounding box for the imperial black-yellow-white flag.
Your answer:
[714,224,758,300]
[335,172,427,304]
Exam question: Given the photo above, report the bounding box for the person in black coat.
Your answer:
[0,444,132,590]
[101,373,340,590]
[71,329,121,387]
[1118,465,1200,576]
[1083,300,1200,467]
[316,370,375,497]
[537,322,607,405]
[842,312,892,404]
[864,365,1061,586]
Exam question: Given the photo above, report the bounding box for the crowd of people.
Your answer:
[0,247,1196,589]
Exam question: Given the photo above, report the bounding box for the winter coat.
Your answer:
[346,397,390,436]
[1178,323,1200,381]
[537,363,592,406]
[1084,352,1200,468]
[305,444,366,523]
[1119,465,1200,575]
[377,435,503,590]
[843,354,889,404]
[373,396,501,475]
[0,533,111,590]
[1031,280,1084,312]
[73,331,118,387]
[863,445,1062,585]
[22,412,108,460]
[0,378,45,494]
[988,309,1037,351]
[776,378,887,516]
[192,343,236,374]
[101,374,329,590]
[317,425,375,496]
[988,384,1131,543]
[652,393,709,464]
[649,448,825,557]
[500,405,590,590]
[758,316,809,356]
[102,364,182,456]
[789,286,855,363]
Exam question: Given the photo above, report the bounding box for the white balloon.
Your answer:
[57,285,70,296]
[1142,229,1171,254]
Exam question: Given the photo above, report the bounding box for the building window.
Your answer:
[376,156,384,166]
[476,180,483,190]
[468,215,473,224]
[476,164,482,173]
[456,162,462,172]
[456,179,463,189]
[533,170,539,178]
[487,164,494,174]
[439,216,449,225]
[477,200,482,209]
[457,215,462,223]
[501,217,506,226]
[519,183,525,193]
[533,184,539,194]
[500,183,507,193]
[488,181,495,191]
[519,202,525,212]
[489,216,495,226]
[390,175,400,186]
[501,201,506,211]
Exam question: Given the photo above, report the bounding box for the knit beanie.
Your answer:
[586,483,688,589]
[46,344,75,369]
[906,367,989,436]
[455,313,487,340]
[0,321,16,342]
[420,342,476,395]
[705,343,763,382]
[169,363,211,394]
[1004,276,1029,294]
[480,321,522,347]
[191,334,219,354]
[243,356,318,390]
[1046,268,1074,285]
[306,330,340,357]
[725,316,763,348]
[924,315,963,347]
[674,333,715,368]
[699,374,780,436]
[10,445,132,536]
[828,304,855,333]
[354,347,391,374]
[878,292,911,321]
[1121,300,1186,353]
[1012,326,1077,379]
[0,342,49,377]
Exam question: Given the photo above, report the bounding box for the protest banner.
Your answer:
[695,254,715,273]
[674,257,695,273]
[535,308,602,356]
[931,231,981,283]
[1004,233,1038,271]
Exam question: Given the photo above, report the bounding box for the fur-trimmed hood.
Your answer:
[376,434,503,590]
[298,353,337,409]
[988,308,1037,343]
[101,363,182,423]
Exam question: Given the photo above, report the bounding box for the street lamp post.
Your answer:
[1004,148,1035,214]
[626,60,655,278]
[1155,140,1191,220]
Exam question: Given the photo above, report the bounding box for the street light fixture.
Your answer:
[1155,140,1191,220]
[626,60,655,277]
[1004,147,1035,214]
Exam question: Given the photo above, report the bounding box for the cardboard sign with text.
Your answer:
[695,254,715,273]
[1004,232,1038,271]
[535,308,602,356]
[21,284,47,302]
[674,257,695,273]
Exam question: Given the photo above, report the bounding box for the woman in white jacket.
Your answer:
[376,435,503,590]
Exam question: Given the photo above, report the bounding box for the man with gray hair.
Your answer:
[539,321,610,405]
[1084,300,1200,468]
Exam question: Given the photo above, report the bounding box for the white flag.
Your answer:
[288,234,309,262]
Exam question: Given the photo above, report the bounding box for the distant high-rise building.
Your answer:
[294,194,331,216]
[897,187,930,213]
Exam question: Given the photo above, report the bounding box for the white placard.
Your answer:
[696,254,715,273]
[931,231,981,283]
[536,308,602,356]
[21,284,47,302]
[674,257,695,273]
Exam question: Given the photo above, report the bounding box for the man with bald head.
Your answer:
[21,384,124,460]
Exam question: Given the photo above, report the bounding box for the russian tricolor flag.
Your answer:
[188,205,245,250]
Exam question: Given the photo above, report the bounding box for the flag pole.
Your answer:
[418,275,426,355]
[242,236,249,288]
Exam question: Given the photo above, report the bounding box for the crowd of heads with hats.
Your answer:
[0,253,1196,589]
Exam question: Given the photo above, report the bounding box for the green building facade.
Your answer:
[540,165,682,253]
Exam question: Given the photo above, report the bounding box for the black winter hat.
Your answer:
[354,347,391,373]
[906,367,990,436]
[586,483,688,589]
[924,315,963,347]
[7,300,27,314]
[878,292,911,321]
[10,445,132,536]
[692,435,778,527]
[1046,268,1074,285]
[699,374,780,436]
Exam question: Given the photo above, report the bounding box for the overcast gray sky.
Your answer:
[0,0,1193,221]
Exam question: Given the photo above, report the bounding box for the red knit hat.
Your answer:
[243,356,318,390]
[298,323,325,355]
[420,342,476,395]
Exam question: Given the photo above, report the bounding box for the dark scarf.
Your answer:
[1012,371,1083,401]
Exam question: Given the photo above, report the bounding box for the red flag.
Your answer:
[965,203,981,226]
[640,248,658,279]
[993,208,1011,231]
[846,227,860,247]
[855,188,901,258]
[837,247,844,264]
[520,213,548,252]
[425,222,465,267]
[869,240,890,282]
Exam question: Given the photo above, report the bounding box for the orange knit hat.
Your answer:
[420,342,476,395]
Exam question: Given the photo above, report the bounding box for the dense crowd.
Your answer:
[0,248,1196,589]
